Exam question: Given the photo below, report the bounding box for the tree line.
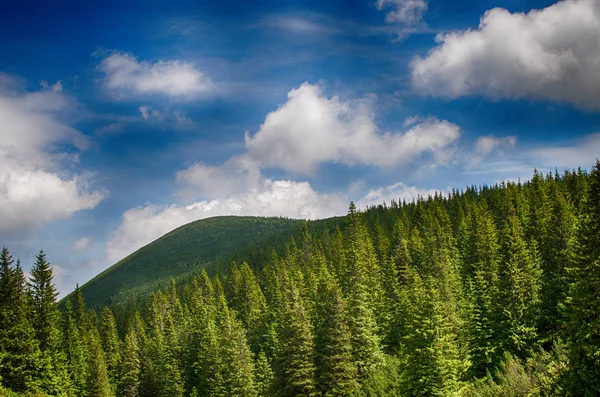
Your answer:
[1,161,599,396]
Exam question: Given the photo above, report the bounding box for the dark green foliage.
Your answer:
[254,350,274,397]
[314,273,359,396]
[99,307,121,393]
[67,216,344,310]
[86,328,113,397]
[564,161,600,395]
[4,163,600,396]
[274,281,317,397]
[118,328,140,397]
[497,209,541,359]
[0,249,42,393]
[28,251,70,395]
[62,300,88,396]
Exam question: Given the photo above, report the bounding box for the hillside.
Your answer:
[71,215,344,309]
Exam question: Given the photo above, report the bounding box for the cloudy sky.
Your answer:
[1,0,599,296]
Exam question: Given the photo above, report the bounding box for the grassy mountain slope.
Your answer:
[72,215,343,309]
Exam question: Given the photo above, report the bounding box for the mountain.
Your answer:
[70,215,344,309]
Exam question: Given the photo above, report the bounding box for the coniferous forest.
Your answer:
[2,161,600,397]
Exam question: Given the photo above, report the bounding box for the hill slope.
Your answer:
[72,215,343,309]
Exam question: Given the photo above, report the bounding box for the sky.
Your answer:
[1,0,599,296]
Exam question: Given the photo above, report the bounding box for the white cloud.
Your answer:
[176,155,263,199]
[106,177,348,262]
[102,81,466,264]
[108,164,442,263]
[356,181,444,208]
[474,135,517,157]
[411,0,600,110]
[0,74,106,233]
[529,132,600,169]
[73,237,92,251]
[245,82,461,174]
[139,105,163,121]
[377,0,428,25]
[468,135,518,167]
[98,52,214,99]
[41,80,63,92]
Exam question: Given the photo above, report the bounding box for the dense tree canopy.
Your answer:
[1,164,599,396]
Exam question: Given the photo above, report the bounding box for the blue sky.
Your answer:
[1,0,599,295]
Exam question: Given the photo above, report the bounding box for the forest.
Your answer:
[1,161,599,397]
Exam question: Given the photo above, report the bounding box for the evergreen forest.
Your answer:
[2,161,600,396]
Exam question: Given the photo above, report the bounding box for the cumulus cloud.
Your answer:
[98,52,214,99]
[0,74,105,233]
[529,132,600,169]
[411,0,600,110]
[475,135,517,157]
[73,237,92,251]
[356,182,443,208]
[106,177,348,262]
[107,166,442,263]
[245,82,461,174]
[176,155,263,199]
[139,105,163,121]
[103,81,466,263]
[468,135,518,167]
[377,0,428,25]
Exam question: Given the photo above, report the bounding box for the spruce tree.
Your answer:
[497,208,541,359]
[0,248,42,393]
[28,251,71,394]
[254,350,274,397]
[215,287,257,396]
[85,325,113,397]
[343,203,382,379]
[460,202,502,376]
[62,300,88,397]
[99,307,121,393]
[274,281,317,397]
[314,274,358,396]
[564,160,600,394]
[118,327,140,397]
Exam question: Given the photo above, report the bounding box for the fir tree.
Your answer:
[0,248,42,393]
[314,274,359,396]
[86,328,113,397]
[274,281,317,397]
[497,209,542,359]
[564,160,600,395]
[29,251,69,394]
[62,300,88,397]
[254,350,274,397]
[118,328,140,397]
[99,307,121,393]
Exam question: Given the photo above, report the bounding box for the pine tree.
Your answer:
[227,262,268,354]
[254,350,274,397]
[118,327,140,397]
[497,208,542,359]
[274,281,317,397]
[538,181,576,341]
[0,248,42,393]
[314,274,359,396]
[27,251,70,394]
[564,161,600,394]
[72,284,86,330]
[62,300,88,397]
[460,202,502,376]
[399,266,462,396]
[215,287,257,396]
[99,307,121,393]
[86,327,113,397]
[343,203,382,379]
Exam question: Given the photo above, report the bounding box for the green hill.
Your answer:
[71,215,344,309]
